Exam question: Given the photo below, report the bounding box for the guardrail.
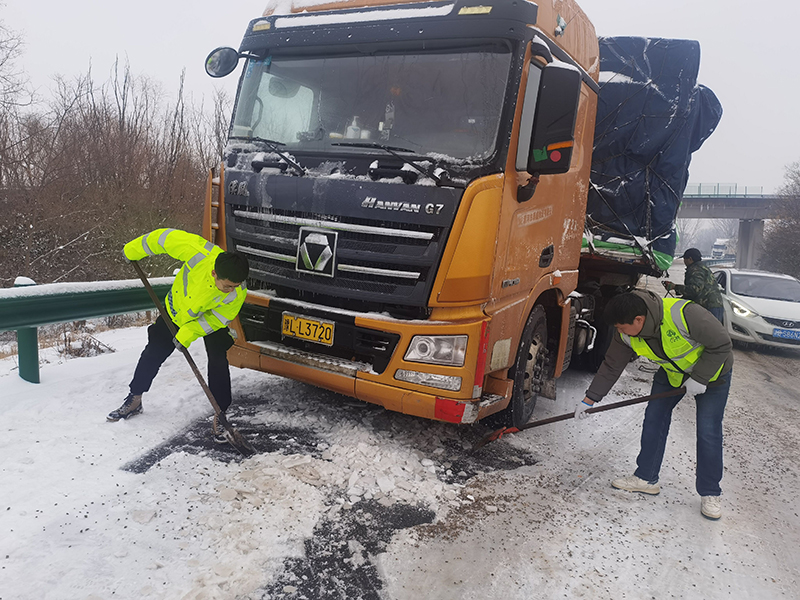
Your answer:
[0,277,174,383]
[702,258,736,267]
[684,183,765,197]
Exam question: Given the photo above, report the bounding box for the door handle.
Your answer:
[539,244,554,268]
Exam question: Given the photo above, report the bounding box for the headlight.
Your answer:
[395,369,462,391]
[404,335,467,367]
[730,299,757,318]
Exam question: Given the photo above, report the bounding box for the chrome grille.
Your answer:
[763,316,798,329]
[228,205,445,310]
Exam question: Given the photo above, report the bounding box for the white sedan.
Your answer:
[712,268,800,349]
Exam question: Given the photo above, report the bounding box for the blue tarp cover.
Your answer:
[587,37,723,262]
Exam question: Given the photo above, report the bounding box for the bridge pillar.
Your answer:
[736,219,764,270]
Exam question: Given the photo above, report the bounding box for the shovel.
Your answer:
[132,261,256,457]
[473,387,686,451]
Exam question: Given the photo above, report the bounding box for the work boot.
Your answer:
[107,394,143,421]
[212,413,229,444]
[701,495,721,520]
[611,474,661,495]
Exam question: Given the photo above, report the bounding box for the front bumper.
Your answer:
[230,294,508,423]
[726,309,800,349]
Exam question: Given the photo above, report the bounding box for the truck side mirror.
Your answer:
[205,47,240,78]
[526,63,582,176]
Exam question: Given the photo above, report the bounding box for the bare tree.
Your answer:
[709,218,738,243]
[759,162,800,278]
[0,59,214,285]
[0,14,32,192]
[0,17,30,110]
[688,224,724,257]
[193,87,231,171]
[0,15,232,287]
[675,218,701,253]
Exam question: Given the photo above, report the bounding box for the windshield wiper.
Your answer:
[331,141,464,188]
[233,136,306,176]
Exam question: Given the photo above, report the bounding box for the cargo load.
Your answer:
[585,37,723,273]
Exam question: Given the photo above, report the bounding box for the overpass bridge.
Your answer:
[677,183,780,269]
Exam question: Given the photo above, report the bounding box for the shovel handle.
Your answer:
[131,261,255,456]
[524,387,685,431]
[474,387,686,451]
[131,261,224,416]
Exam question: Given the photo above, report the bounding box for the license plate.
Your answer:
[282,312,335,346]
[773,327,800,340]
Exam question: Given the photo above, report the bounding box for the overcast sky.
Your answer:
[3,0,798,194]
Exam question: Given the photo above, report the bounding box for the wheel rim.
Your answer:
[521,332,547,409]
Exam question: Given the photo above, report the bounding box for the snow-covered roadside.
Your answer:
[0,328,307,599]
[0,325,485,599]
[377,346,800,599]
[2,322,799,599]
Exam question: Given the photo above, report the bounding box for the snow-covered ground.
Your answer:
[1,312,798,599]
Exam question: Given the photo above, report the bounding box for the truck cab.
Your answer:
[203,0,600,427]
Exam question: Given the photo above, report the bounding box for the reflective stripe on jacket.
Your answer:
[619,298,724,388]
[124,228,247,347]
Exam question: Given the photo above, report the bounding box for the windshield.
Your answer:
[231,43,512,161]
[731,274,800,302]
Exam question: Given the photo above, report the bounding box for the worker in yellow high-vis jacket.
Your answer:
[107,229,249,443]
[575,290,733,521]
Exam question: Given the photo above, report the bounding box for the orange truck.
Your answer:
[201,0,719,427]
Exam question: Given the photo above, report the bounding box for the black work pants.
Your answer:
[129,315,236,411]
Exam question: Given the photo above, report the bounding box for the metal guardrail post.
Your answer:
[17,327,39,384]
[13,277,40,383]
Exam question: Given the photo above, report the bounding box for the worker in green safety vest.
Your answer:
[106,229,250,443]
[575,290,733,520]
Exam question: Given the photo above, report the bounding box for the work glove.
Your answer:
[683,378,707,397]
[662,281,675,292]
[574,398,594,420]
[173,336,185,350]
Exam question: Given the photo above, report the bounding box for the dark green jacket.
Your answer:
[675,261,724,309]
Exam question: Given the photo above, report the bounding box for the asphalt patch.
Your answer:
[257,500,435,600]
[438,436,538,484]
[121,397,323,473]
[119,385,539,597]
[121,388,537,480]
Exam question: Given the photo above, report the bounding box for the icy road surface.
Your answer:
[1,314,798,599]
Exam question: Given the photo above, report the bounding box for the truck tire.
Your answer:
[561,304,577,372]
[508,305,549,428]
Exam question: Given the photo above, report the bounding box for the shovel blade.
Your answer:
[217,413,256,457]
